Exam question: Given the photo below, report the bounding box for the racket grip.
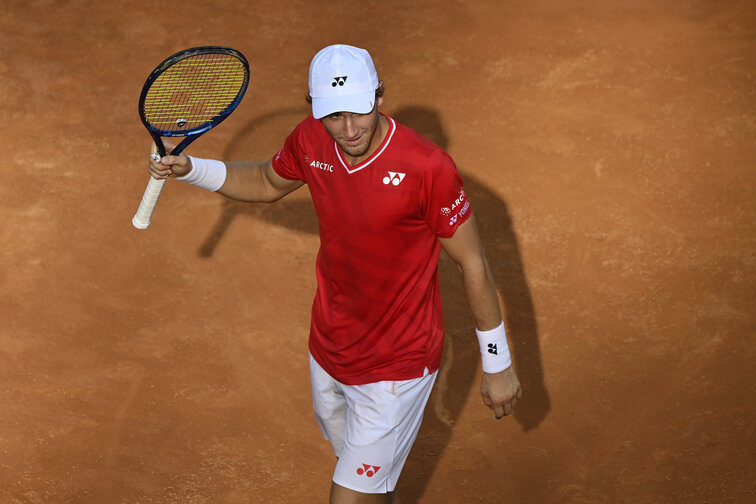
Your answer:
[132,176,167,229]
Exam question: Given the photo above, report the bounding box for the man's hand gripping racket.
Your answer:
[132,46,250,229]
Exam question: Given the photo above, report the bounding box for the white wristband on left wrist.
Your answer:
[476,322,512,374]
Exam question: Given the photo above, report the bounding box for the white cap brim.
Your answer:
[311,89,376,119]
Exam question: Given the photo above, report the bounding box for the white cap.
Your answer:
[309,44,379,119]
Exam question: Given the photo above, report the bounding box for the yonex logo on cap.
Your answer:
[309,45,379,119]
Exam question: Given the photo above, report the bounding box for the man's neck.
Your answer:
[342,114,389,167]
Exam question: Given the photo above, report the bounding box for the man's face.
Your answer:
[320,97,384,164]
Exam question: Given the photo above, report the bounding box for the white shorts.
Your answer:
[309,354,437,494]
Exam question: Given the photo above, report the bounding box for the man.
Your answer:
[147,44,521,504]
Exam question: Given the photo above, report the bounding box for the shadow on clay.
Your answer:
[390,106,550,502]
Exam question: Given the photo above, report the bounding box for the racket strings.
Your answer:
[143,53,247,133]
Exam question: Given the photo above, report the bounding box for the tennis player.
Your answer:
[148,44,522,504]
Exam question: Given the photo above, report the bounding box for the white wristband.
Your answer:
[476,322,512,374]
[176,156,227,192]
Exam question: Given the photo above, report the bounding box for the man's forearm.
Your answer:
[218,160,274,202]
[459,256,502,331]
[218,160,303,203]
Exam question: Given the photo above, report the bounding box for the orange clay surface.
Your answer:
[1,1,754,503]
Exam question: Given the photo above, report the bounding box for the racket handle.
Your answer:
[132,176,167,229]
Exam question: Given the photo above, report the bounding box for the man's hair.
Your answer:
[305,85,385,105]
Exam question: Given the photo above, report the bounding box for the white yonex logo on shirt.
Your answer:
[382,172,406,186]
[442,189,470,226]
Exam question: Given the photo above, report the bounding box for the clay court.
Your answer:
[1,1,754,502]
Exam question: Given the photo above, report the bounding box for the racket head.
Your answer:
[139,46,250,156]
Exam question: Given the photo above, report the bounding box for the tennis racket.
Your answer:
[132,46,250,229]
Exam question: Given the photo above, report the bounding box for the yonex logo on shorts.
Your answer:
[383,172,406,186]
[356,463,381,477]
[332,76,348,87]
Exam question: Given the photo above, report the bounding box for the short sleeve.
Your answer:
[271,120,308,182]
[421,150,472,238]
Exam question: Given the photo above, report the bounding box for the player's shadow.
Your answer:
[196,106,319,257]
[391,107,549,502]
[199,105,549,502]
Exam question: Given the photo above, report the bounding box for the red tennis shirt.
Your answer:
[272,114,472,385]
